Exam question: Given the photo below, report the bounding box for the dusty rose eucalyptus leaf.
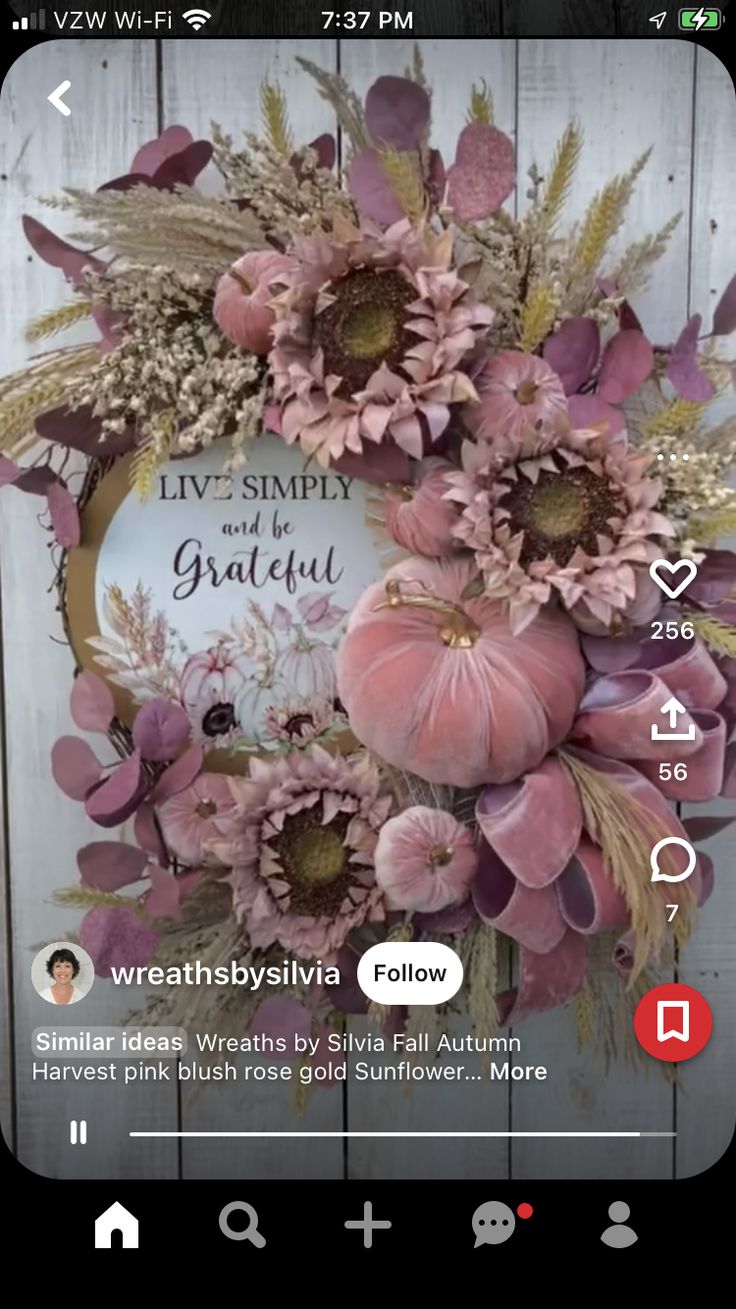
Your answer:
[683,815,735,842]
[85,750,146,826]
[0,456,23,488]
[291,133,336,180]
[597,329,654,404]
[365,76,430,151]
[153,140,213,189]
[446,123,515,222]
[618,301,644,332]
[149,744,205,804]
[145,865,182,921]
[51,736,104,801]
[36,405,136,457]
[130,125,193,175]
[667,314,714,401]
[543,317,600,395]
[70,670,115,733]
[79,906,158,978]
[426,149,446,205]
[132,697,191,762]
[309,132,336,169]
[97,171,152,193]
[22,215,105,285]
[566,392,626,435]
[78,841,149,891]
[712,274,736,336]
[0,457,58,495]
[46,481,80,547]
[134,804,170,868]
[347,147,404,225]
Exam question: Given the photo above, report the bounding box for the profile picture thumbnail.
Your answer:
[32,942,95,1006]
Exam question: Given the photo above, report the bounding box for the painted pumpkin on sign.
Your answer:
[337,556,586,787]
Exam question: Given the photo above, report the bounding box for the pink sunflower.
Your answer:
[268,217,494,466]
[208,746,392,959]
[261,698,337,748]
[447,424,674,635]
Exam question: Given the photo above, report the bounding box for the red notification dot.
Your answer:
[517,1203,533,1219]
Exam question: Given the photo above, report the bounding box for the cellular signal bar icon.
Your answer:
[13,10,46,28]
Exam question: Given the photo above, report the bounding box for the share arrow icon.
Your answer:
[651,695,696,742]
[650,11,667,28]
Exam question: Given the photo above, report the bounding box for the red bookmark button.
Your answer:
[634,983,712,1062]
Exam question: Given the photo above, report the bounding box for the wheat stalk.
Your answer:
[541,121,582,229]
[611,212,682,297]
[378,147,426,222]
[519,282,557,352]
[260,79,293,158]
[129,411,172,502]
[573,148,651,274]
[295,57,369,152]
[466,921,499,1041]
[559,749,696,982]
[573,985,597,1051]
[467,78,493,124]
[26,299,93,341]
[685,613,736,658]
[640,397,706,441]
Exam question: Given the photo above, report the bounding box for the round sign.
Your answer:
[65,436,391,766]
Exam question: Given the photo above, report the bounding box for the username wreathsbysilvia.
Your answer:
[32,956,549,1083]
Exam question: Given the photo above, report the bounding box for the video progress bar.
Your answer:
[130,1131,676,1138]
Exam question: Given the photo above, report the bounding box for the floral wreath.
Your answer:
[2,53,735,1078]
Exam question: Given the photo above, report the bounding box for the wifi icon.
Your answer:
[183,8,211,29]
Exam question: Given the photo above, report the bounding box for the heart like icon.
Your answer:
[649,558,698,600]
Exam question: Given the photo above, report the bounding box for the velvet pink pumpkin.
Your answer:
[213,251,294,354]
[337,556,586,787]
[383,460,459,557]
[375,806,478,912]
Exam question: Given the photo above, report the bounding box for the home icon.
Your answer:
[94,1201,139,1248]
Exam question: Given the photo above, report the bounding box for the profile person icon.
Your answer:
[34,944,94,1006]
[600,1201,638,1248]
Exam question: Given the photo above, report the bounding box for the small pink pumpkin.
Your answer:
[383,460,459,557]
[337,555,585,787]
[375,806,477,912]
[213,251,294,354]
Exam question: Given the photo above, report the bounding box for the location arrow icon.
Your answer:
[48,81,72,117]
[649,11,667,29]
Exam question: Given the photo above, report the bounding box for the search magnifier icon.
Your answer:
[649,836,697,883]
[219,1201,266,1246]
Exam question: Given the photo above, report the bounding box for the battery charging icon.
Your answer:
[678,7,722,28]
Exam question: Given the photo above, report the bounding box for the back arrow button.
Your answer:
[48,81,72,117]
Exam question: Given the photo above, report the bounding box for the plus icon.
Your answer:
[344,1201,392,1248]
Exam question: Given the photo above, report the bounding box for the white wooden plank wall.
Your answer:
[0,37,733,1181]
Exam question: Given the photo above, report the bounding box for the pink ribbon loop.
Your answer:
[556,836,629,935]
[473,841,567,953]
[638,636,728,710]
[475,756,582,888]
[573,670,703,761]
[496,929,589,1026]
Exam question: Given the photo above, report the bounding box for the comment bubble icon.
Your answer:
[472,1201,516,1247]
